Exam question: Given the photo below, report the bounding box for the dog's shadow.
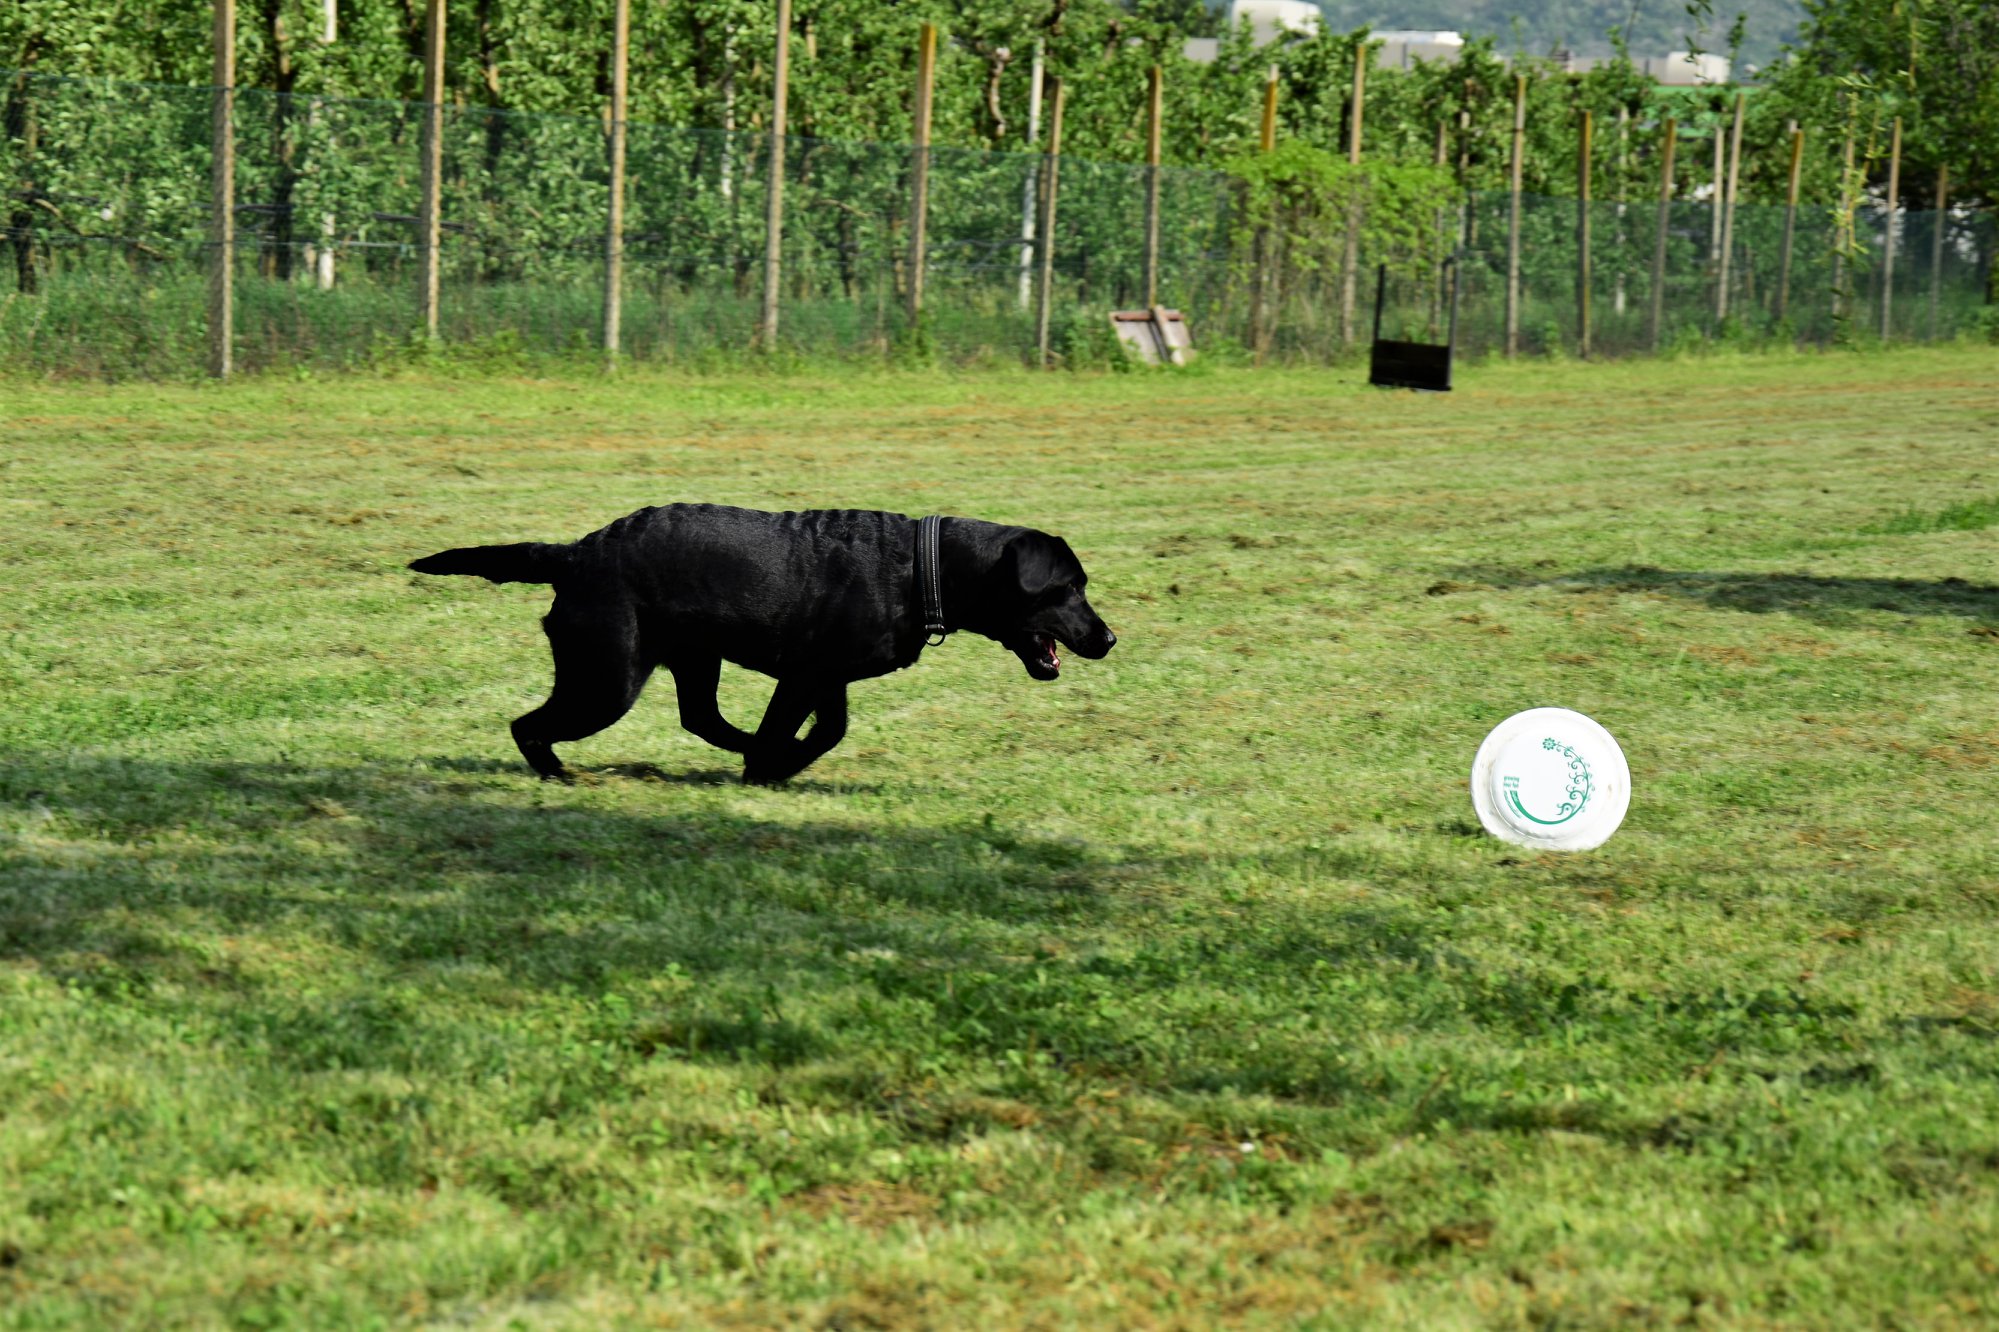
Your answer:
[418,755,883,794]
[4,753,1664,1102]
[595,762,884,795]
[0,752,1094,1004]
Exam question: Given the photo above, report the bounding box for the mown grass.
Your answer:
[1866,494,1999,537]
[2,346,1998,1329]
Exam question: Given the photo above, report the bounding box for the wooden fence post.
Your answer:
[1880,115,1901,341]
[312,8,337,290]
[208,0,235,378]
[1648,117,1674,352]
[604,0,629,358]
[1708,123,1723,265]
[1833,119,1854,325]
[1614,103,1629,315]
[1928,164,1948,339]
[1577,108,1592,358]
[1505,72,1524,357]
[416,0,445,339]
[1017,42,1044,311]
[906,22,937,327]
[1715,91,1745,324]
[1251,65,1276,358]
[1260,64,1277,153]
[758,0,791,349]
[1428,118,1446,332]
[1034,78,1064,368]
[1775,123,1803,326]
[1647,117,1679,352]
[1338,43,1365,348]
[1142,64,1163,308]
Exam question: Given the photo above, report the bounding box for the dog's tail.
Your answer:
[408,542,571,585]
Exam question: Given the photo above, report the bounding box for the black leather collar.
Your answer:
[916,514,947,646]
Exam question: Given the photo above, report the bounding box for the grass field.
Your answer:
[3,346,1998,1329]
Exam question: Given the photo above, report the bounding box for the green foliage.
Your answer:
[1048,305,1136,370]
[1976,305,1999,346]
[1758,0,1999,206]
[3,0,1994,379]
[3,0,1986,209]
[1223,143,1457,277]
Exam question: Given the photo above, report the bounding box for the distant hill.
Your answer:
[1304,0,1807,67]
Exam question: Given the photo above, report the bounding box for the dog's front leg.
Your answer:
[669,652,756,753]
[794,684,848,768]
[742,679,845,785]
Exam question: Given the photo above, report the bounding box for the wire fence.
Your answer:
[1423,192,1996,361]
[4,72,1993,377]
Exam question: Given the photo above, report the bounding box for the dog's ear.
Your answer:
[1000,531,1076,596]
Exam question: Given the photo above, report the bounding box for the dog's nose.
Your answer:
[1101,627,1117,651]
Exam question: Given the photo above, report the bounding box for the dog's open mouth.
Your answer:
[1017,632,1061,680]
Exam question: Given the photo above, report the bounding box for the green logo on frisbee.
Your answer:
[1502,737,1594,826]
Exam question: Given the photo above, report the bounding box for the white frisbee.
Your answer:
[1469,708,1630,852]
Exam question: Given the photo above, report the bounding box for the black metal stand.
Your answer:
[1368,255,1459,392]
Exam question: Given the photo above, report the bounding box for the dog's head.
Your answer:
[989,530,1117,680]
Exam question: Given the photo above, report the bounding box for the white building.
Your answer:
[1370,30,1466,69]
[1180,9,1733,85]
[1229,0,1323,43]
[1643,51,1732,85]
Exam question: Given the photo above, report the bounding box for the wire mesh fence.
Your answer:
[3,71,1993,378]
[1436,192,1999,359]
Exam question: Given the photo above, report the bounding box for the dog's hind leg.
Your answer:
[667,652,756,754]
[511,597,648,780]
[741,679,848,785]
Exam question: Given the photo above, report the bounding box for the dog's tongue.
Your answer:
[1040,634,1060,669]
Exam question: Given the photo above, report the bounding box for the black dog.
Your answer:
[410,503,1116,784]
